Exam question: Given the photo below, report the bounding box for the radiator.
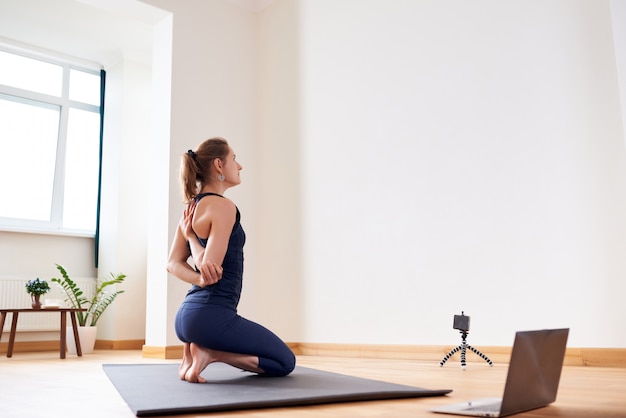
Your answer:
[1,276,96,332]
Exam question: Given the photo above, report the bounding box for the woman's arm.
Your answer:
[192,196,236,283]
[182,201,223,285]
[167,201,223,287]
[179,201,206,269]
[166,221,204,286]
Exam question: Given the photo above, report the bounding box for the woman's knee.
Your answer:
[283,350,296,375]
[259,347,296,377]
[276,347,297,376]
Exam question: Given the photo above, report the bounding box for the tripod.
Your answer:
[439,329,493,370]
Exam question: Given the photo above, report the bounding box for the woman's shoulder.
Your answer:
[193,193,238,237]
[196,193,237,214]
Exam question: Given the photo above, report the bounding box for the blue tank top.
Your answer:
[184,192,245,310]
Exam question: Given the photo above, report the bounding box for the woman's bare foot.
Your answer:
[182,343,263,382]
[185,343,217,383]
[179,342,192,380]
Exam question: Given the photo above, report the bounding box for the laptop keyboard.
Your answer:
[465,401,501,413]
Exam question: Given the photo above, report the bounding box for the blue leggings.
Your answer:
[175,301,295,376]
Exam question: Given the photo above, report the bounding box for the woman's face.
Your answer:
[223,147,242,185]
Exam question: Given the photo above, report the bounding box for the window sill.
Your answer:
[0,225,95,238]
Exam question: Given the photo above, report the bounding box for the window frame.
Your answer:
[0,44,102,237]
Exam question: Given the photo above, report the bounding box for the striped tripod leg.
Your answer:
[467,345,494,366]
[439,345,462,367]
[460,343,467,369]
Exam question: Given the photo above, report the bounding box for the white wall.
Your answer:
[2,0,625,350]
[0,232,96,280]
[296,0,626,347]
[256,0,305,342]
[612,0,626,149]
[0,0,158,343]
[97,55,152,340]
[141,0,261,348]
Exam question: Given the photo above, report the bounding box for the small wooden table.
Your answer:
[0,308,87,359]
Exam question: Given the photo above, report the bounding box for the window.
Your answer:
[0,48,103,235]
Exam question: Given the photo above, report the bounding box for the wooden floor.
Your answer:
[1,350,625,418]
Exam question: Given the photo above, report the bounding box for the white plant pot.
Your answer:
[66,326,97,354]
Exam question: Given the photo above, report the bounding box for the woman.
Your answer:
[167,137,296,383]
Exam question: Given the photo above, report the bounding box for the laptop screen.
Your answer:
[500,328,569,416]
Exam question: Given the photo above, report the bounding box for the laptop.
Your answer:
[431,328,569,417]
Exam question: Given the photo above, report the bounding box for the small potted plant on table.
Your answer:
[25,278,51,309]
[51,264,126,353]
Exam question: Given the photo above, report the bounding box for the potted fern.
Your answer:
[51,264,126,353]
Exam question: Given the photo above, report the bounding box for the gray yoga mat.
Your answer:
[103,363,452,416]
